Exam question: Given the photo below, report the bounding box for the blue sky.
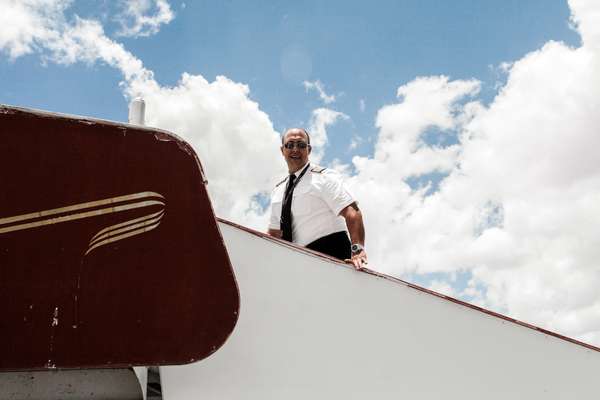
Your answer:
[1,1,578,166]
[2,0,600,346]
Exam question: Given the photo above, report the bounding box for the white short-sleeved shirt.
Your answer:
[269,163,355,246]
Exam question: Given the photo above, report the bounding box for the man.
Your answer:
[268,128,368,270]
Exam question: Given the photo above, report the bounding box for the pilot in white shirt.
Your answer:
[268,128,368,270]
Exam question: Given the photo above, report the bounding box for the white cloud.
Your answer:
[348,134,363,151]
[0,0,70,60]
[359,98,366,112]
[361,76,480,180]
[346,1,600,346]
[307,107,349,164]
[303,79,336,104]
[569,0,600,49]
[45,17,153,83]
[115,0,174,38]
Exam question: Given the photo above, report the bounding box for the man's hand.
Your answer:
[268,228,282,239]
[345,249,368,270]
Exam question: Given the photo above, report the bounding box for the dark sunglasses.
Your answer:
[283,141,309,150]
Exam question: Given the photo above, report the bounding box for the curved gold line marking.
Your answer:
[0,191,164,226]
[85,221,163,255]
[88,211,164,248]
[89,210,165,244]
[0,191,167,256]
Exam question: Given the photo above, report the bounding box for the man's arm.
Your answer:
[268,228,282,239]
[339,202,367,270]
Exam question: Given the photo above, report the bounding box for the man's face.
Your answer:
[281,129,311,173]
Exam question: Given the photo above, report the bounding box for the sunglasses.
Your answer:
[283,141,310,150]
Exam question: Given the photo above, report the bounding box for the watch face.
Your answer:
[351,244,362,253]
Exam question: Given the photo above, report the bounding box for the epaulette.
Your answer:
[310,165,327,173]
[275,176,288,188]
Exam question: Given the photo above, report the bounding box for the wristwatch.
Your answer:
[351,243,364,255]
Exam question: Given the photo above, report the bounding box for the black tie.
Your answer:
[281,174,296,242]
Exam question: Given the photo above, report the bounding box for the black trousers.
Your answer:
[306,231,351,261]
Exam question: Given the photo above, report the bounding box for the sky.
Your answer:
[1,0,600,348]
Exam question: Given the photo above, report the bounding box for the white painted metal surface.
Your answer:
[128,97,145,125]
[161,221,600,399]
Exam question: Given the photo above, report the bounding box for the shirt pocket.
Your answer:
[292,184,313,216]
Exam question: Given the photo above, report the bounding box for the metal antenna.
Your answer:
[128,97,146,126]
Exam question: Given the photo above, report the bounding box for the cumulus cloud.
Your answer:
[303,79,336,104]
[0,0,70,60]
[115,0,174,38]
[348,134,363,151]
[346,1,600,345]
[46,17,153,83]
[0,0,282,230]
[569,0,600,49]
[307,107,349,163]
[371,76,480,178]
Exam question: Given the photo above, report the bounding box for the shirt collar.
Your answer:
[291,162,310,178]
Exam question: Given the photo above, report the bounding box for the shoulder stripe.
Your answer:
[275,176,288,187]
[310,165,326,173]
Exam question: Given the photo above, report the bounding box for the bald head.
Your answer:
[282,128,310,145]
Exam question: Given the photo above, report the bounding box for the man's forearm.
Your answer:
[339,203,365,245]
[346,210,365,245]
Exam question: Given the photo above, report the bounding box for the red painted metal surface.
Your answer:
[0,105,239,371]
